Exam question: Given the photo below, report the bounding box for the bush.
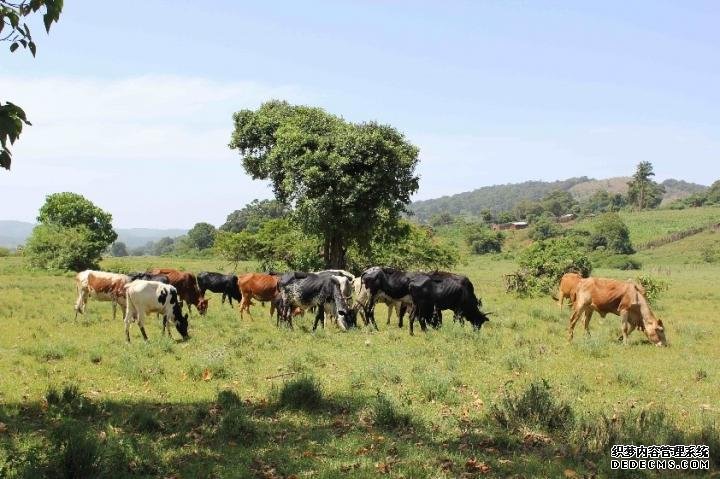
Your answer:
[0,246,10,257]
[588,212,634,254]
[510,237,592,295]
[528,216,562,241]
[635,274,669,303]
[218,407,256,443]
[490,379,573,432]
[592,253,642,270]
[467,226,504,254]
[276,375,323,411]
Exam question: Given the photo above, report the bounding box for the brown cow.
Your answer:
[568,277,667,346]
[237,273,279,320]
[147,268,209,315]
[74,270,131,320]
[554,272,583,310]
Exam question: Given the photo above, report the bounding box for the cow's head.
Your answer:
[197,297,209,315]
[331,277,354,330]
[171,300,190,340]
[644,318,667,347]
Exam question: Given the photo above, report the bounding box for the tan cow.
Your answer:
[555,272,583,310]
[74,270,131,320]
[237,273,280,320]
[568,277,667,346]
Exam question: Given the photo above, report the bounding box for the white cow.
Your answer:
[75,270,131,320]
[352,277,412,328]
[123,280,189,342]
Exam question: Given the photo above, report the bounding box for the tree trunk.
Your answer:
[325,233,347,269]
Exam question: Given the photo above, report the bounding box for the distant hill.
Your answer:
[409,177,707,221]
[0,221,187,248]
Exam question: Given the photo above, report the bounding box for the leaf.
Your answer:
[563,469,579,478]
[202,368,213,381]
[29,41,36,57]
[10,42,19,53]
[0,422,7,433]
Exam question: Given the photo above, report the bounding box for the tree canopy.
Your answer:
[1,0,63,169]
[25,192,117,271]
[229,100,420,268]
[220,199,289,233]
[627,161,665,210]
[186,222,217,250]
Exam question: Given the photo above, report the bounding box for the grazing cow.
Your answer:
[568,277,667,346]
[361,266,424,330]
[147,268,208,315]
[408,272,490,335]
[123,280,189,342]
[315,270,355,327]
[197,272,241,307]
[278,272,354,330]
[74,270,131,320]
[237,273,280,320]
[352,277,410,328]
[554,272,583,310]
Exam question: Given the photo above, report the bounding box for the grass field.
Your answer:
[1,233,719,477]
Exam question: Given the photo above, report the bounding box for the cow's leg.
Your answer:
[583,309,593,336]
[137,311,148,341]
[313,306,324,331]
[557,291,565,310]
[620,310,631,345]
[398,304,407,328]
[567,307,584,341]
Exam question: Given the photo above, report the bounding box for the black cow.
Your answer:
[129,272,170,284]
[408,272,490,335]
[197,272,241,307]
[278,272,355,331]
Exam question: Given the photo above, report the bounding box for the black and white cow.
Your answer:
[278,272,354,331]
[123,280,189,342]
[360,266,421,330]
[197,272,241,307]
[352,276,413,328]
[408,272,490,335]
[315,269,355,327]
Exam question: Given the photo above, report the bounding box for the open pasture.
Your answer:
[1,252,719,478]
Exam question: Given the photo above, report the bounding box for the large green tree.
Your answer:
[220,199,289,233]
[25,192,117,271]
[627,161,665,210]
[1,0,63,169]
[229,101,420,268]
[186,222,217,250]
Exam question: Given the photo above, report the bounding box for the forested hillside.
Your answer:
[409,176,707,221]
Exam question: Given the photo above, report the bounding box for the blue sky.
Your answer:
[1,1,718,228]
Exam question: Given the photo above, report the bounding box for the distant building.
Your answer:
[492,221,528,231]
[557,213,576,223]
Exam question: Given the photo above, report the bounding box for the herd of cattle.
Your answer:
[73,266,668,346]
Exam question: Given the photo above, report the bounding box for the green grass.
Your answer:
[0,243,719,477]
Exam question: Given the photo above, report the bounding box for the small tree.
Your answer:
[627,161,665,209]
[25,192,117,271]
[588,212,634,254]
[541,190,577,217]
[529,216,562,241]
[110,241,128,257]
[220,199,289,233]
[466,225,504,254]
[510,237,592,295]
[186,222,217,250]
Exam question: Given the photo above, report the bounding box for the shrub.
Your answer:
[217,390,242,409]
[0,246,10,257]
[218,407,256,443]
[128,410,162,433]
[372,393,413,431]
[528,217,562,241]
[490,379,573,432]
[277,375,323,411]
[588,212,634,254]
[49,420,102,479]
[592,253,642,270]
[467,226,505,254]
[510,237,591,295]
[635,274,669,303]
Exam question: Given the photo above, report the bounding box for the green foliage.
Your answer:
[109,242,127,257]
[670,179,720,208]
[428,212,455,227]
[186,222,216,250]
[229,100,420,268]
[220,199,289,233]
[578,189,626,215]
[466,224,504,254]
[540,189,577,217]
[591,253,641,270]
[528,216,562,241]
[276,375,323,411]
[347,221,459,272]
[372,393,413,431]
[627,161,665,210]
[0,246,10,257]
[1,0,62,169]
[587,212,634,254]
[25,193,119,270]
[635,274,669,303]
[490,379,573,432]
[512,236,592,294]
